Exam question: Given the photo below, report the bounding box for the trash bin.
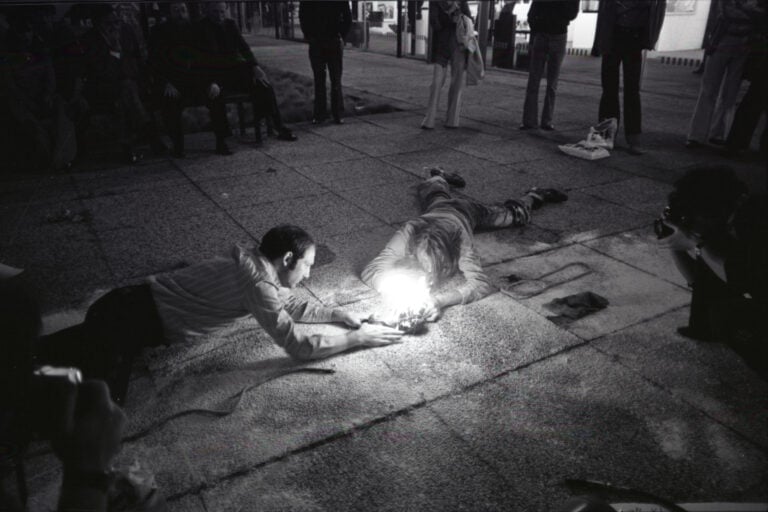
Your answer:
[491,14,516,69]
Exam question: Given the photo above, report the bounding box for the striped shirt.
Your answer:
[148,245,335,360]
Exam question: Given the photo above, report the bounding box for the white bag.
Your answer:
[558,141,611,160]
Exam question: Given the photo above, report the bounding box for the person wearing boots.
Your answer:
[149,2,231,157]
[196,1,297,143]
[299,0,352,125]
[593,0,666,155]
[362,169,568,318]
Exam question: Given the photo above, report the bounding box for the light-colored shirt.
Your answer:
[148,245,335,360]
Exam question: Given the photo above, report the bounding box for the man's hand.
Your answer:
[208,82,221,99]
[164,82,180,98]
[422,297,442,322]
[332,309,365,328]
[351,322,403,347]
[254,66,270,87]
[52,380,127,473]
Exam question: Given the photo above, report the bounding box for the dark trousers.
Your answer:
[688,257,768,378]
[599,27,643,137]
[35,284,164,404]
[726,74,767,153]
[308,38,344,120]
[522,32,567,128]
[160,88,229,152]
[220,67,286,131]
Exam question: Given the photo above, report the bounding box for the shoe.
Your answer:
[215,141,233,156]
[541,123,555,131]
[171,148,185,159]
[332,117,344,125]
[526,187,568,209]
[676,325,711,342]
[626,144,644,156]
[708,137,726,146]
[125,150,143,164]
[519,124,534,130]
[428,167,466,188]
[444,124,458,130]
[420,124,434,130]
[626,134,644,155]
[276,129,297,141]
[685,139,702,149]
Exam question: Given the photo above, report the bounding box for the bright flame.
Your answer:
[378,270,431,319]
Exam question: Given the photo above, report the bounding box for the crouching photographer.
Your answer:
[1,264,126,512]
[655,167,767,377]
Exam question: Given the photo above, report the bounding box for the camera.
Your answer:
[654,206,688,240]
[365,310,428,334]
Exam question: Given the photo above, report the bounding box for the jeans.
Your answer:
[160,88,229,151]
[687,34,748,143]
[599,27,643,137]
[309,37,344,120]
[522,32,567,128]
[417,176,531,232]
[422,47,467,128]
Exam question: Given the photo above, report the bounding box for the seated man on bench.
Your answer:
[196,1,297,143]
[149,1,231,157]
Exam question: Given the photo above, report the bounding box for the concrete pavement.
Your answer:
[3,37,767,511]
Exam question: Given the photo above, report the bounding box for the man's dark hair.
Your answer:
[259,225,315,269]
[407,218,461,284]
[669,166,748,227]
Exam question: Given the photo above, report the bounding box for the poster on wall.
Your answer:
[666,0,696,14]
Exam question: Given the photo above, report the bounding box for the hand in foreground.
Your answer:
[164,82,180,98]
[422,297,442,322]
[53,380,127,473]
[353,322,403,347]
[332,309,365,328]
[208,82,221,99]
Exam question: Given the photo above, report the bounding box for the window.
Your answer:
[666,0,696,14]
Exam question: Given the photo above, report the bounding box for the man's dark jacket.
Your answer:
[299,1,352,42]
[594,0,667,54]
[194,17,257,85]
[148,20,199,92]
[527,0,580,35]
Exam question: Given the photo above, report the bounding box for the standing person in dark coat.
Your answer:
[594,0,666,155]
[299,1,352,124]
[196,1,297,142]
[149,2,231,157]
[520,0,579,131]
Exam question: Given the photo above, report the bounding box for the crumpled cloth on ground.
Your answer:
[544,291,609,326]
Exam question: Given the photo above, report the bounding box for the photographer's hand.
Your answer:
[660,221,701,253]
[423,296,442,322]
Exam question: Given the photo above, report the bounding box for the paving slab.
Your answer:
[334,178,423,225]
[72,161,185,198]
[118,322,426,497]
[512,153,631,190]
[196,167,320,209]
[473,223,565,265]
[456,135,565,164]
[592,308,768,450]
[196,406,518,512]
[97,211,254,281]
[229,192,387,241]
[429,347,768,506]
[338,130,443,158]
[486,243,690,340]
[261,133,367,166]
[0,174,79,207]
[583,227,688,287]
[294,157,412,193]
[352,292,583,401]
[381,147,512,184]
[581,176,672,215]
[176,150,286,181]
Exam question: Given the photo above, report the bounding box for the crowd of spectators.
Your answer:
[0,2,295,172]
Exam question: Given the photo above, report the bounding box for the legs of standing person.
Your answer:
[161,93,185,156]
[541,33,567,129]
[599,52,621,127]
[445,48,467,128]
[708,52,747,142]
[726,73,766,152]
[309,41,329,122]
[687,43,732,144]
[207,92,231,154]
[422,63,448,129]
[621,47,643,148]
[522,33,548,129]
[327,37,344,123]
